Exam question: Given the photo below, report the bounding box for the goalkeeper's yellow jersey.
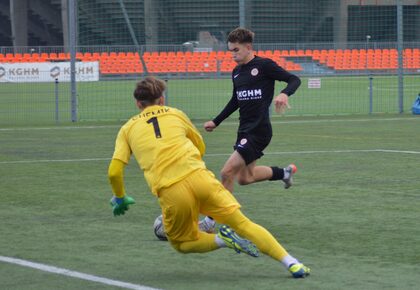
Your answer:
[112,105,206,196]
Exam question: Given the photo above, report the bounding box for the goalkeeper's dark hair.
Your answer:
[227,27,254,44]
[133,76,166,107]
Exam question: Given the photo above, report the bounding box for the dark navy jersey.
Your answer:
[213,56,301,136]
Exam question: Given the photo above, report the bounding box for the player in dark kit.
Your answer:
[204,27,301,193]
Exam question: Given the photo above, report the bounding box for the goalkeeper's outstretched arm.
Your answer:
[108,158,126,198]
[108,158,135,216]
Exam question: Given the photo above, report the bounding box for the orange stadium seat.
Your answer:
[117,52,126,58]
[91,52,100,60]
[88,48,420,75]
[296,50,305,56]
[40,53,49,60]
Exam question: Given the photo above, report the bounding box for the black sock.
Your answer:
[269,166,284,180]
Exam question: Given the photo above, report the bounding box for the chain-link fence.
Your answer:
[0,0,419,124]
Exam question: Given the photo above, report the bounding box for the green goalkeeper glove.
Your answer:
[110,195,135,216]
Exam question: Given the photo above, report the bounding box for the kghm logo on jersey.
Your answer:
[236,89,262,100]
[251,68,259,76]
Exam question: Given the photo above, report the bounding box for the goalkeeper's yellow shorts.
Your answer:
[157,168,240,243]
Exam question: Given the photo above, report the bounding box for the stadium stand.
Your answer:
[0,0,62,46]
[78,0,145,45]
[1,49,419,74]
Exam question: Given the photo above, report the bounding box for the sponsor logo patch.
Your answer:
[50,66,60,78]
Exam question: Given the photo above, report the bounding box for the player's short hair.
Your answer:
[133,76,166,106]
[227,27,254,44]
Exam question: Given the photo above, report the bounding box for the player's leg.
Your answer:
[171,231,219,253]
[224,134,273,188]
[171,228,258,257]
[220,152,289,192]
[199,169,309,277]
[203,150,245,231]
[236,160,273,185]
[158,176,216,253]
[217,209,288,260]
[217,209,310,278]
[234,134,297,188]
[237,162,297,189]
[223,155,280,186]
[220,151,246,192]
[186,169,259,256]
[158,170,255,255]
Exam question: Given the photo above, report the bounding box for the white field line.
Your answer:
[206,149,420,156]
[0,149,419,165]
[0,256,161,290]
[0,125,120,131]
[0,116,418,131]
[269,117,419,125]
[0,158,110,164]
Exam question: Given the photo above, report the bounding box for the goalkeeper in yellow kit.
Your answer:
[108,76,310,278]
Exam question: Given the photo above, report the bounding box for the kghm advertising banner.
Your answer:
[0,62,99,82]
